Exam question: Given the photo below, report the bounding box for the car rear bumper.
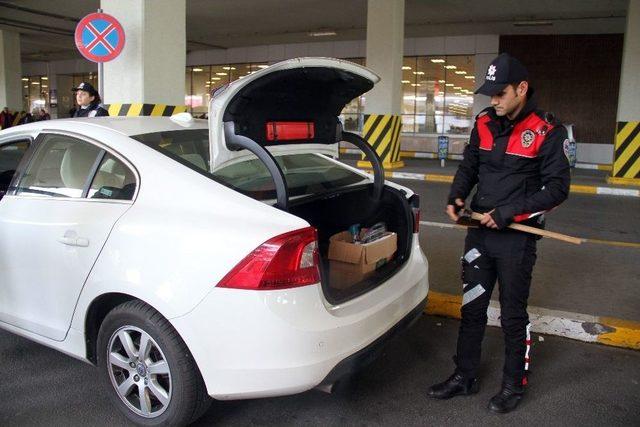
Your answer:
[170,238,428,400]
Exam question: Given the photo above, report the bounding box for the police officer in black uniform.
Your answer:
[72,82,109,118]
[427,53,571,413]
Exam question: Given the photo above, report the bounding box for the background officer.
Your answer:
[427,53,571,413]
[72,82,109,118]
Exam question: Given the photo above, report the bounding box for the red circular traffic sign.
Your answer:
[75,12,125,63]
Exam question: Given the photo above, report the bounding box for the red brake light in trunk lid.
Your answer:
[266,121,315,141]
[217,227,320,290]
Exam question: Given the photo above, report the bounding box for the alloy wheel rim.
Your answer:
[107,325,172,418]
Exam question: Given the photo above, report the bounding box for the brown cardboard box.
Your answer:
[327,231,397,288]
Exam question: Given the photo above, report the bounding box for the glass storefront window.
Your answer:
[182,56,474,138]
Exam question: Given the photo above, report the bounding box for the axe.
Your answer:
[457,210,583,245]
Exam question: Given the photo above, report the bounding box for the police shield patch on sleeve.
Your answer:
[563,138,571,162]
[521,129,535,148]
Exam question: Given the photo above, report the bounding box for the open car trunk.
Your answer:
[209,58,413,303]
[289,183,414,304]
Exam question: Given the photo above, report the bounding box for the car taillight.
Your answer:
[412,207,421,233]
[217,227,320,290]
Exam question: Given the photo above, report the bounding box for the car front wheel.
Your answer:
[97,300,210,426]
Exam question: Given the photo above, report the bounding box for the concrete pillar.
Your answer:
[0,30,22,111]
[359,0,404,169]
[610,0,640,184]
[101,0,186,107]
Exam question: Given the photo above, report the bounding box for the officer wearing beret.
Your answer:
[72,82,109,118]
[427,53,571,413]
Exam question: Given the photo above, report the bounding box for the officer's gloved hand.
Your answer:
[446,198,465,222]
[491,205,515,229]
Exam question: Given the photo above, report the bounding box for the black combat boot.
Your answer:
[488,382,524,413]
[427,372,479,399]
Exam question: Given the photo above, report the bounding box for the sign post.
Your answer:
[438,135,449,168]
[74,10,126,101]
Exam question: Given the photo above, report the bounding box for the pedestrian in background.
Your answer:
[427,53,571,413]
[72,82,109,118]
[1,107,14,129]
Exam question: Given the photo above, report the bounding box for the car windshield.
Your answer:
[132,129,366,199]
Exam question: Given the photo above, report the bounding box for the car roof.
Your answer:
[0,116,208,138]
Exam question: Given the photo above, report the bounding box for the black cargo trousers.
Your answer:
[454,226,537,386]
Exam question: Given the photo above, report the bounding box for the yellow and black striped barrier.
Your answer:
[609,121,640,186]
[105,104,188,117]
[356,114,405,170]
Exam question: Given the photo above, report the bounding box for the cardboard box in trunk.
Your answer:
[327,231,397,288]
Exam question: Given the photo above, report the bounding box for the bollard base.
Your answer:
[606,176,640,186]
[357,160,405,170]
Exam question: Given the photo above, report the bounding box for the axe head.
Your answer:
[456,209,480,227]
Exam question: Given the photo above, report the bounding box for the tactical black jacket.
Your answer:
[448,97,571,229]
[73,103,109,118]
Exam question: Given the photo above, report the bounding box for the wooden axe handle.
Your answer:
[469,212,583,245]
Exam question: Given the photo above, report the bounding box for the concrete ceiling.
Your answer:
[0,0,628,63]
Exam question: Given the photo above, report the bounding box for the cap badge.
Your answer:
[486,65,497,81]
[521,129,535,148]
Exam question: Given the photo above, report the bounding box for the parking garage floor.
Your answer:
[1,316,638,425]
[1,156,638,425]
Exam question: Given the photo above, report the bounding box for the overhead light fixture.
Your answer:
[41,77,48,80]
[454,71,466,75]
[216,72,227,76]
[212,77,221,80]
[257,65,269,69]
[222,66,236,70]
[401,80,411,84]
[438,79,446,83]
[444,65,457,70]
[411,83,421,87]
[308,30,337,37]
[413,71,425,75]
[431,59,445,63]
[446,83,454,87]
[402,66,412,70]
[23,85,28,88]
[42,85,48,88]
[31,82,39,85]
[465,76,475,79]
[513,20,552,27]
[192,68,204,72]
[454,86,462,89]
[21,77,28,81]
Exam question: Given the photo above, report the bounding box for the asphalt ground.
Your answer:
[1,316,638,426]
[342,154,640,321]
[409,178,640,321]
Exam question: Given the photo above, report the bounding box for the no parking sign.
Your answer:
[74,12,125,63]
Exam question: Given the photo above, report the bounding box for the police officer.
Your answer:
[427,53,571,413]
[72,82,109,118]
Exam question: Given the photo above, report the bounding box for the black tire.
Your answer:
[97,300,211,426]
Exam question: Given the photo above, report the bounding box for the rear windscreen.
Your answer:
[213,153,366,199]
[131,129,211,172]
[132,130,366,200]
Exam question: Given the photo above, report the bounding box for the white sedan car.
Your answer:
[0,58,428,426]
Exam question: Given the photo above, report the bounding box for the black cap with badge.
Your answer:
[72,81,99,96]
[474,53,529,96]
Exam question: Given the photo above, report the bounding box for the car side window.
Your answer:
[88,153,137,200]
[15,134,102,198]
[0,140,30,198]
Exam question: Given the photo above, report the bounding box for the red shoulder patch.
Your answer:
[477,114,493,151]
[506,113,555,158]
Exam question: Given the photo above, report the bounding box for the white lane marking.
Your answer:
[596,187,640,197]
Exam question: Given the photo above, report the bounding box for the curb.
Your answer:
[425,291,640,351]
[339,148,613,170]
[357,170,640,198]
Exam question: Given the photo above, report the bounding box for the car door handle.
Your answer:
[58,231,90,247]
